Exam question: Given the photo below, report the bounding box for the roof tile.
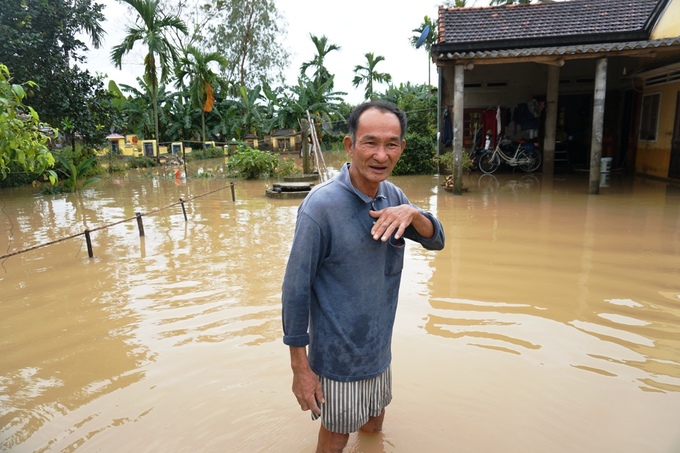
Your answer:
[438,0,664,51]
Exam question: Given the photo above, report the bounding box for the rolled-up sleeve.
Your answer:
[404,209,445,251]
[282,211,323,347]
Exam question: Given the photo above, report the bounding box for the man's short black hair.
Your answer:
[347,101,407,144]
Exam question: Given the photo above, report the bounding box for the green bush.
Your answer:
[392,131,436,176]
[274,157,301,177]
[379,83,438,176]
[55,154,100,192]
[128,156,157,168]
[188,146,224,160]
[52,147,103,178]
[435,150,472,174]
[0,162,42,187]
[0,64,55,181]
[227,146,278,179]
[107,162,126,173]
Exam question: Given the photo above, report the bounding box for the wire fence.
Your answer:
[0,182,236,261]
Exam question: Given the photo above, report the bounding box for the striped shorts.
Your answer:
[312,366,392,434]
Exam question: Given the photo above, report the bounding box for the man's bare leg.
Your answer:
[359,409,385,433]
[317,425,349,453]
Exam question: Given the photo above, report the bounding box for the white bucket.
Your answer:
[600,157,612,173]
[599,172,610,188]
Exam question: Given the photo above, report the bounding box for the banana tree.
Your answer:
[175,45,228,145]
[56,154,100,192]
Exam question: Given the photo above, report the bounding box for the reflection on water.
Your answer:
[1,155,680,452]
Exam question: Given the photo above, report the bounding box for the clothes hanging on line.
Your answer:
[441,107,453,147]
[482,106,504,148]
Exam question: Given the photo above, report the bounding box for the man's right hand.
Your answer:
[290,346,324,415]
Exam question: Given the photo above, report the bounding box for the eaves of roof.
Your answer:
[436,0,670,53]
[434,37,680,63]
[272,129,297,137]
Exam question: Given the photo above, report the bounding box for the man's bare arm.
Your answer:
[289,346,324,415]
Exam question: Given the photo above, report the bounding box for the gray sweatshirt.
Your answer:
[282,163,445,381]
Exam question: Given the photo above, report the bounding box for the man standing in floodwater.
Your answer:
[281,101,445,452]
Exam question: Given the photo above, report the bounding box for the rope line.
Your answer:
[0,183,233,260]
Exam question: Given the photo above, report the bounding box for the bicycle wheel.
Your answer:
[478,153,500,174]
[519,149,542,172]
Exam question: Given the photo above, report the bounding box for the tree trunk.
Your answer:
[201,111,206,146]
[153,83,160,163]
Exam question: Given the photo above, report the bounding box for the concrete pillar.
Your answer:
[543,65,560,176]
[453,64,465,195]
[437,67,442,162]
[589,58,608,195]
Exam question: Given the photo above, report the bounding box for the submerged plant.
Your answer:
[56,154,100,191]
[226,146,278,179]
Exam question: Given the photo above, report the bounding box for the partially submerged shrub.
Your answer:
[188,146,225,160]
[226,146,278,179]
[274,158,301,178]
[435,150,472,175]
[128,156,157,168]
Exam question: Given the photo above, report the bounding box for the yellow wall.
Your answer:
[98,137,126,156]
[140,140,158,157]
[635,77,680,178]
[650,0,680,39]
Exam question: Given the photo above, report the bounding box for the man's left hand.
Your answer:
[369,205,417,242]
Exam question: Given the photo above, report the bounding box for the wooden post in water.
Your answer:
[84,229,94,258]
[230,182,235,202]
[300,119,311,175]
[179,198,187,221]
[135,212,145,236]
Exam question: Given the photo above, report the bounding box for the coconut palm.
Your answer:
[175,45,228,145]
[64,1,105,63]
[300,34,341,89]
[352,52,392,101]
[110,0,187,157]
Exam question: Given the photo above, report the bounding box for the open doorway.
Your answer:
[669,91,680,180]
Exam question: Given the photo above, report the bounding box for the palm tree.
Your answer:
[110,0,187,158]
[300,34,341,89]
[410,16,438,88]
[64,1,105,63]
[352,53,392,101]
[175,45,228,145]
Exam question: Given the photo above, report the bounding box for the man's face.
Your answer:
[344,108,406,197]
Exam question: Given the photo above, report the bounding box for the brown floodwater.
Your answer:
[1,153,679,453]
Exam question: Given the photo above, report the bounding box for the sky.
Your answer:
[81,0,446,105]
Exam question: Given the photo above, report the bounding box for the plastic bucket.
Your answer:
[599,172,610,188]
[600,157,612,173]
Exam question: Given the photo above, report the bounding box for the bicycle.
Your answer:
[477,137,542,174]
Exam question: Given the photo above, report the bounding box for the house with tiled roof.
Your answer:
[432,0,680,193]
